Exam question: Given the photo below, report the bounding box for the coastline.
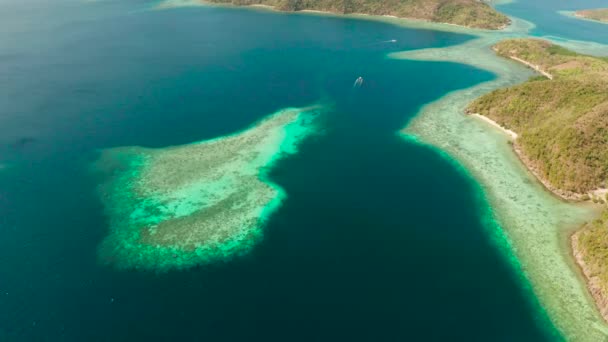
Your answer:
[467,39,608,328]
[507,55,553,79]
[571,230,608,322]
[469,113,517,139]
[559,10,608,25]
[468,45,608,204]
[391,33,608,340]
[155,0,509,30]
[470,112,604,202]
[511,142,580,201]
[511,140,607,202]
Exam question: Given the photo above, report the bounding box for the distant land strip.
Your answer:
[202,0,510,29]
[575,8,608,24]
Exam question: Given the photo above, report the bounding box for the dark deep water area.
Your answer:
[0,1,555,341]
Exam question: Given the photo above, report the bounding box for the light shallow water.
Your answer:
[96,107,321,271]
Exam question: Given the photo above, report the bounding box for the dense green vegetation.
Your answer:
[576,8,608,23]
[579,213,608,274]
[576,210,608,314]
[468,39,608,194]
[469,39,608,313]
[205,0,510,29]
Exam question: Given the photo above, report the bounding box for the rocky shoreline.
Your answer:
[472,47,608,327]
[509,137,608,325]
[572,230,608,322]
[511,142,590,201]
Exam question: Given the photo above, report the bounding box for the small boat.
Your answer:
[353,76,363,88]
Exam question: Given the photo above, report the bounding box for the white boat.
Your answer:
[353,76,363,88]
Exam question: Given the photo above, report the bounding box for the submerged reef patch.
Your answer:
[95,107,320,272]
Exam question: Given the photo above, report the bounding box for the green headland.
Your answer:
[393,31,608,340]
[201,0,510,29]
[468,39,608,199]
[95,107,320,272]
[468,38,608,325]
[574,8,608,24]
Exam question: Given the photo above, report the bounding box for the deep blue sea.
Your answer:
[0,1,578,341]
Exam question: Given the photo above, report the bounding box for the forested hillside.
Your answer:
[205,0,510,29]
[468,38,608,321]
[468,39,608,195]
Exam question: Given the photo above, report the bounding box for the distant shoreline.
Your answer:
[574,9,608,24]
[194,0,510,30]
[559,9,608,25]
[156,0,510,31]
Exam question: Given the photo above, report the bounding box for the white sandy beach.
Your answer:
[469,113,518,139]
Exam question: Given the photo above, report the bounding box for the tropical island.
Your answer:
[203,0,510,29]
[467,38,608,321]
[574,8,608,24]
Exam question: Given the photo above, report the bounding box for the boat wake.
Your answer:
[353,76,364,88]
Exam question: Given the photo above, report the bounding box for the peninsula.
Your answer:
[203,0,510,29]
[467,38,608,321]
[575,8,608,24]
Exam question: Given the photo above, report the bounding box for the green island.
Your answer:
[202,0,510,29]
[95,107,319,272]
[467,38,608,322]
[575,8,608,24]
[468,39,608,199]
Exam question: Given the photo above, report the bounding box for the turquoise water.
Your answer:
[497,0,608,44]
[0,1,564,340]
[96,108,322,272]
